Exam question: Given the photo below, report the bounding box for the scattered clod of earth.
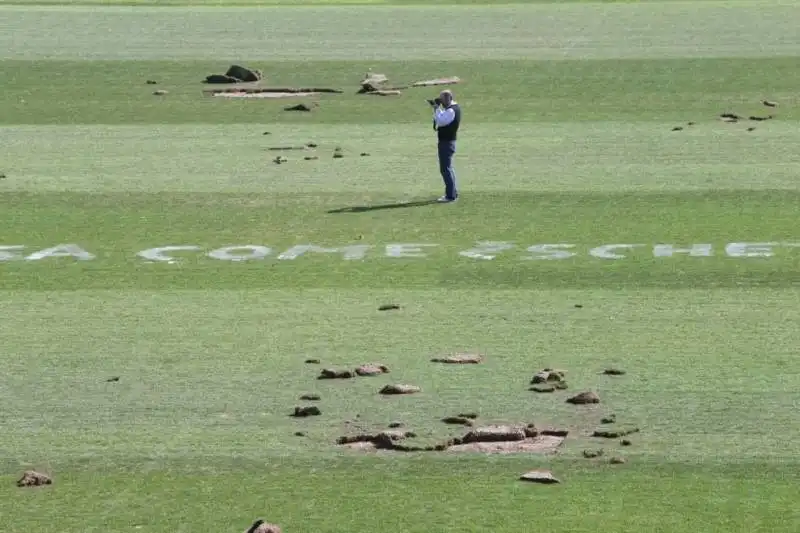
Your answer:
[146,80,157,84]
[273,156,287,164]
[355,363,389,376]
[601,414,617,424]
[306,142,318,148]
[720,112,741,120]
[531,369,566,383]
[304,156,318,160]
[749,115,773,121]
[360,152,370,156]
[457,412,478,419]
[244,519,282,533]
[379,384,421,395]
[672,126,683,131]
[747,127,756,131]
[294,431,306,437]
[106,376,120,382]
[442,416,474,426]
[318,368,355,379]
[603,368,626,375]
[566,391,600,404]
[610,456,627,464]
[333,153,344,159]
[292,406,321,417]
[582,449,604,458]
[153,90,168,95]
[430,353,483,364]
[378,304,401,311]
[285,103,315,112]
[0,173,6,179]
[300,393,321,401]
[592,427,640,438]
[388,421,404,428]
[262,131,271,135]
[530,384,556,393]
[519,470,560,484]
[621,439,632,446]
[540,428,569,437]
[16,471,52,487]
[763,100,777,107]
[687,121,696,125]
[304,358,320,364]
[574,304,583,308]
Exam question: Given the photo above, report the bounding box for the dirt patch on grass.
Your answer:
[336,422,564,455]
[430,353,483,364]
[355,364,389,376]
[449,435,564,454]
[318,368,355,379]
[566,391,600,404]
[212,91,321,99]
[519,469,560,484]
[379,384,421,395]
[16,471,52,487]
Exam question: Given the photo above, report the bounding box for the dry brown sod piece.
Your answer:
[379,384,420,395]
[355,363,390,376]
[519,470,560,484]
[17,470,52,487]
[566,391,600,404]
[430,353,483,364]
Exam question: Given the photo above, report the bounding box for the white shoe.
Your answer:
[437,196,457,203]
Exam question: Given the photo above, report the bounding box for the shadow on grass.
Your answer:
[327,199,439,213]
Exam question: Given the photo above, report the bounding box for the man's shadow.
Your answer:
[327,199,439,214]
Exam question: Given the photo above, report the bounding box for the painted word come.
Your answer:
[1,242,799,262]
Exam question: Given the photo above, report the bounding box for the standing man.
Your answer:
[430,89,461,203]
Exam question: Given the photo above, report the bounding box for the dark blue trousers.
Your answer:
[438,141,458,200]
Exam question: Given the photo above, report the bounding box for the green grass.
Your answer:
[2,1,800,532]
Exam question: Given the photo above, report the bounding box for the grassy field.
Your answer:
[2,1,800,532]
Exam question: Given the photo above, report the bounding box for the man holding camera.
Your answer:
[428,89,461,203]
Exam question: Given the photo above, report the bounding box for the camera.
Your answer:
[427,97,443,106]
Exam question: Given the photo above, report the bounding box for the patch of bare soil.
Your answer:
[355,364,389,376]
[430,353,483,364]
[379,384,421,395]
[449,435,565,455]
[519,469,560,484]
[213,91,321,99]
[337,423,564,455]
[462,425,528,443]
[244,519,282,533]
[566,391,600,404]
[16,471,52,487]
